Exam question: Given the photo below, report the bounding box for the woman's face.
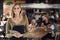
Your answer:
[13,5,21,14]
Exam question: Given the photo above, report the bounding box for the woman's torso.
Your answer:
[13,25,25,34]
[9,17,26,33]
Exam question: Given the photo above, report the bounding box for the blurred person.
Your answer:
[34,14,40,20]
[50,15,55,19]
[28,18,37,40]
[28,18,36,33]
[47,21,55,38]
[55,12,59,19]
[42,18,59,40]
[48,18,59,37]
[5,3,29,40]
[40,22,45,27]
[40,22,46,29]
[42,16,50,26]
[36,18,42,27]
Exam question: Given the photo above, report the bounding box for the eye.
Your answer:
[17,8,19,9]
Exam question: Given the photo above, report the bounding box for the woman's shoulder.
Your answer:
[7,18,13,24]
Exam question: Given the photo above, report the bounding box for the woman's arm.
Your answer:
[25,16,29,32]
[5,19,12,38]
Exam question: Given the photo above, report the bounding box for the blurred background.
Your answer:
[0,0,60,40]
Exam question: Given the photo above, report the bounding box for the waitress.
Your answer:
[5,3,29,40]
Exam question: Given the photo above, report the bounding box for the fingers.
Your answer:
[17,34,23,38]
[12,33,23,38]
[12,33,18,37]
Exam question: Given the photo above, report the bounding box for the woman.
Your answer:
[28,18,36,33]
[5,3,29,40]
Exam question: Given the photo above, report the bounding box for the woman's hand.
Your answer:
[12,33,23,38]
[16,33,23,38]
[12,33,18,38]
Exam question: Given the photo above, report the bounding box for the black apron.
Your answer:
[10,25,27,40]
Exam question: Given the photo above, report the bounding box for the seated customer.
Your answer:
[42,18,59,40]
[48,18,59,38]
[42,16,50,26]
[28,18,36,33]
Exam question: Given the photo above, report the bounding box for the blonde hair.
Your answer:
[11,3,22,18]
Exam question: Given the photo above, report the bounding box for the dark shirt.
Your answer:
[43,21,49,26]
[11,25,26,40]
[13,25,25,34]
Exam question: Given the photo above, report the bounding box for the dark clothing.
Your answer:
[42,33,55,40]
[43,21,49,26]
[42,23,59,40]
[10,37,27,40]
[13,25,25,34]
[36,20,41,27]
[10,25,27,40]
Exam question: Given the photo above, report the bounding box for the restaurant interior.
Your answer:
[0,0,60,40]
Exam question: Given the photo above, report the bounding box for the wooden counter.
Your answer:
[23,27,48,38]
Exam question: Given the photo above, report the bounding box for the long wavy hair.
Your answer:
[11,3,28,22]
[11,3,22,18]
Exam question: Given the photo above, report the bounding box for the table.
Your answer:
[23,27,48,39]
[24,31,47,38]
[4,27,48,40]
